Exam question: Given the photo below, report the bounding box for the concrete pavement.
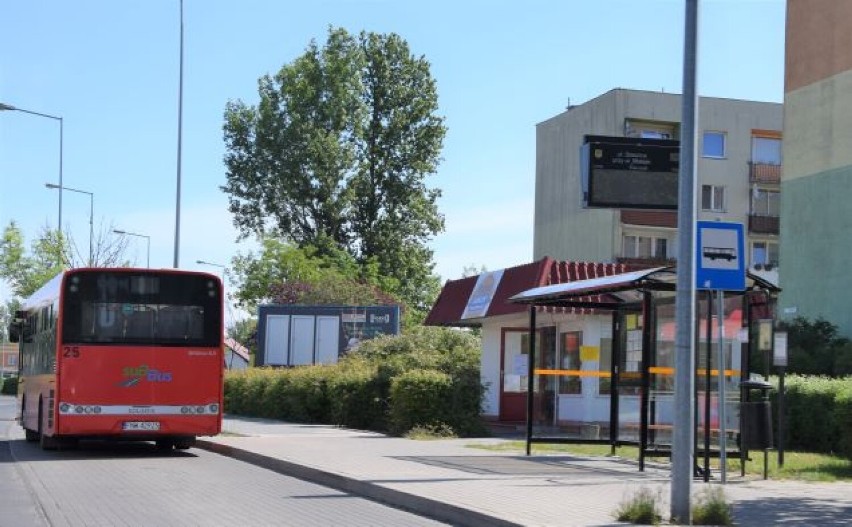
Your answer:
[199,416,852,526]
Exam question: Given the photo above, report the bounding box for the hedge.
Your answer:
[223,327,485,437]
[770,375,852,458]
[1,376,17,395]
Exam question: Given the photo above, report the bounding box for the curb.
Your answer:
[196,439,522,527]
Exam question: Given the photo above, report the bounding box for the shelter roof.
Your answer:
[424,258,634,327]
[509,266,781,308]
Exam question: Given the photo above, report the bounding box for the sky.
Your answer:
[0,0,786,313]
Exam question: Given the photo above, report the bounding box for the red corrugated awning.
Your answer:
[424,258,634,327]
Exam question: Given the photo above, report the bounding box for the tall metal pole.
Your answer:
[718,291,727,483]
[88,192,93,265]
[672,0,700,522]
[173,0,185,268]
[59,117,64,237]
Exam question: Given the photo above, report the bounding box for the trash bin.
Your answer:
[740,380,773,450]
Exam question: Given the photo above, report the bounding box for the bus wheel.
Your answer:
[173,436,196,450]
[22,398,39,442]
[38,399,60,451]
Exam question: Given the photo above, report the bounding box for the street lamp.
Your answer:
[113,229,151,268]
[174,0,185,269]
[196,260,226,279]
[1,103,64,233]
[46,183,93,266]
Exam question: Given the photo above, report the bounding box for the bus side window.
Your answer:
[23,314,36,343]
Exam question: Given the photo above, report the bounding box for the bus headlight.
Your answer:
[208,403,219,414]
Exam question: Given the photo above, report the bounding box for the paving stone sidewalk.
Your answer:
[197,416,852,526]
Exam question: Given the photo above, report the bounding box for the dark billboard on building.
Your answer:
[581,135,680,210]
[256,305,401,367]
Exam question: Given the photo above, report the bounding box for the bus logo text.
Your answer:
[118,365,173,387]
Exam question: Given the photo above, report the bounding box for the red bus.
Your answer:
[9,268,224,450]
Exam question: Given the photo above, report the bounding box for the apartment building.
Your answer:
[779,1,852,335]
[533,88,782,282]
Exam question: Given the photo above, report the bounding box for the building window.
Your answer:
[751,188,780,216]
[752,136,782,165]
[751,241,779,267]
[702,131,726,158]
[623,235,669,259]
[701,184,726,212]
[625,119,677,140]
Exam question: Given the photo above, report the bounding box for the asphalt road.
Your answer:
[0,395,446,527]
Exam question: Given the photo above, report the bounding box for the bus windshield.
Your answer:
[61,271,221,347]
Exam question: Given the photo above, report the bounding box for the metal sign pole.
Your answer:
[718,290,727,483]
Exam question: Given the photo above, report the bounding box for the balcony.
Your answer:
[620,210,677,228]
[749,162,781,184]
[748,214,780,235]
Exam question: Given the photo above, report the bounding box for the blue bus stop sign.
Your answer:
[696,221,746,291]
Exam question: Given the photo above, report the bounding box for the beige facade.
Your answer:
[534,89,782,280]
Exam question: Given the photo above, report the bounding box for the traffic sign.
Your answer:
[696,221,745,291]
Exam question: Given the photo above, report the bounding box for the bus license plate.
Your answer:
[123,421,160,431]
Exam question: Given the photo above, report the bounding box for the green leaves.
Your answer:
[222,27,447,314]
[0,222,65,298]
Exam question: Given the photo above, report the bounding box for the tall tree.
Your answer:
[222,27,446,311]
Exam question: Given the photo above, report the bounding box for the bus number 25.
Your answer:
[63,346,81,358]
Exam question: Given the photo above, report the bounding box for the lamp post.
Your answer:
[196,260,226,280]
[45,183,93,266]
[1,103,64,233]
[114,229,151,268]
[174,0,185,269]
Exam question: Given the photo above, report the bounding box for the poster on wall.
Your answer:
[461,269,505,319]
[341,306,400,352]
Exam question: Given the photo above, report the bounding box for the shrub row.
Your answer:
[0,376,17,395]
[225,327,486,437]
[770,375,852,458]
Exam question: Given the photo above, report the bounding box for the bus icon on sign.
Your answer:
[702,247,736,261]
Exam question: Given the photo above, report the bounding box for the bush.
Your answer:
[692,486,733,526]
[614,486,662,525]
[223,327,486,437]
[833,384,852,459]
[326,358,387,430]
[774,375,849,455]
[389,369,453,434]
[1,376,18,395]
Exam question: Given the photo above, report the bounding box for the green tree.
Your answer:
[779,316,852,377]
[222,26,446,313]
[0,221,131,298]
[1,222,65,298]
[230,236,381,312]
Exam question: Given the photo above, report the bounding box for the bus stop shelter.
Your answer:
[508,266,780,472]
